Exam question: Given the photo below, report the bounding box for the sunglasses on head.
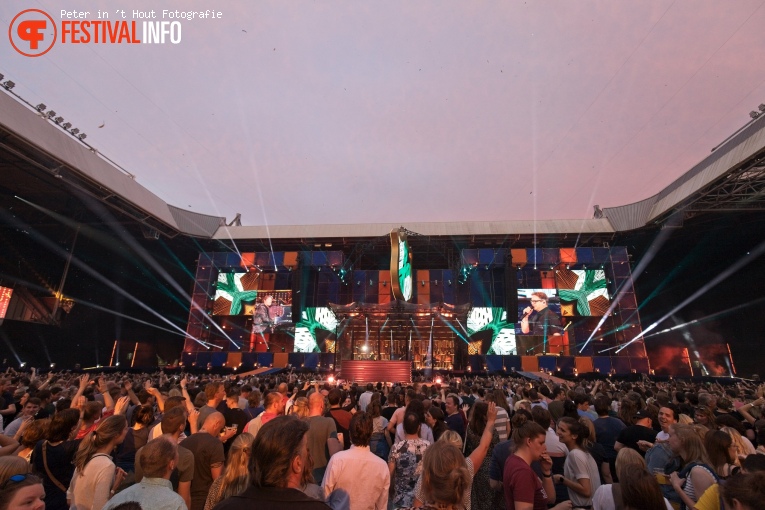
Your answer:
[1,474,28,489]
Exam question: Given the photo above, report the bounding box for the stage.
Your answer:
[182,244,655,376]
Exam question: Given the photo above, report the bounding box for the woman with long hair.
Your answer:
[488,389,512,441]
[620,464,669,510]
[367,400,391,461]
[290,397,310,419]
[114,404,153,473]
[554,416,601,508]
[393,398,434,443]
[424,406,448,443]
[203,433,254,510]
[0,456,45,510]
[68,415,128,510]
[397,441,469,510]
[15,418,49,462]
[693,406,716,429]
[413,403,498,510]
[31,408,80,510]
[464,402,501,510]
[503,413,570,510]
[667,423,717,510]
[719,425,755,459]
[592,446,673,509]
[704,430,739,479]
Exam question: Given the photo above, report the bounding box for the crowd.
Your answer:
[1,368,765,510]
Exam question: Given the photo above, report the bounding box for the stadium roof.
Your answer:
[1,87,764,240]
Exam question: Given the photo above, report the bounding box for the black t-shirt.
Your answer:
[31,439,81,510]
[528,307,562,337]
[381,405,398,421]
[222,406,250,453]
[616,425,658,457]
[182,432,226,510]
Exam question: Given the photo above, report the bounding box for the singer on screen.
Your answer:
[520,291,562,353]
[250,294,274,352]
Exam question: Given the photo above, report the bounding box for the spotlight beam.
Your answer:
[0,207,208,348]
[16,195,239,349]
[580,226,675,353]
[616,240,765,353]
[435,313,469,344]
[55,192,240,348]
[640,296,765,340]
[0,272,190,337]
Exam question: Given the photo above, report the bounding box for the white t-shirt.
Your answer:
[564,448,601,508]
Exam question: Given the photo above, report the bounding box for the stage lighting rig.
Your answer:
[2,80,15,90]
[36,103,47,111]
[62,122,72,129]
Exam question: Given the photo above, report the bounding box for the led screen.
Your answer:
[466,307,516,355]
[212,271,292,325]
[294,307,337,353]
[555,269,610,316]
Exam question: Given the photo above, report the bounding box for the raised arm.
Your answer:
[179,376,196,414]
[98,378,114,411]
[70,374,90,409]
[467,402,498,468]
[0,433,20,456]
[144,379,165,412]
[124,380,141,406]
[737,397,764,425]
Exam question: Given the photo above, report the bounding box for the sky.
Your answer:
[2,0,765,227]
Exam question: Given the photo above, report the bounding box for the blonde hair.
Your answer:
[514,399,532,412]
[720,426,753,460]
[0,456,32,482]
[290,397,309,419]
[438,430,463,449]
[614,447,646,481]
[421,441,471,505]
[670,424,711,466]
[74,415,127,473]
[678,414,694,425]
[218,433,255,501]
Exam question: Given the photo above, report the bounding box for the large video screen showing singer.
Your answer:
[518,290,563,355]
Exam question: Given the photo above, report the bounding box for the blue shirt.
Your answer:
[102,477,187,510]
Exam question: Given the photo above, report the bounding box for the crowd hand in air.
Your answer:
[75,396,87,411]
[487,401,498,422]
[114,396,131,415]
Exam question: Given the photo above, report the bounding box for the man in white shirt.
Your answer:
[358,383,375,412]
[323,411,390,509]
